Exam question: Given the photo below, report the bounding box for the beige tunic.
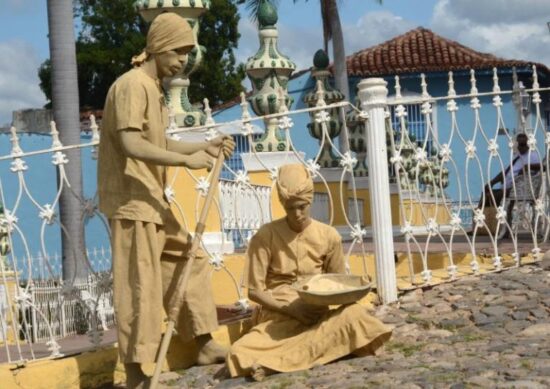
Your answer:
[98,67,218,364]
[227,218,392,376]
[98,67,170,225]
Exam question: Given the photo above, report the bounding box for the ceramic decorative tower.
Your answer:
[135,0,210,127]
[246,0,296,152]
[303,49,345,168]
[346,96,368,176]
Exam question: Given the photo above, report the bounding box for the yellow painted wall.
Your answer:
[401,199,451,225]
[167,167,221,232]
[247,171,285,220]
[314,181,348,226]
[0,272,20,345]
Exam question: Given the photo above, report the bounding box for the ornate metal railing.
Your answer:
[1,67,549,364]
[384,66,550,288]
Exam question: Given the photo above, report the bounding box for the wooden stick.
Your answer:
[150,152,225,389]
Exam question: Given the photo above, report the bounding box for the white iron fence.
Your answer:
[382,67,550,291]
[1,67,549,365]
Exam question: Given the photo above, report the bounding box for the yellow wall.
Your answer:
[401,199,451,225]
[167,167,221,232]
[247,171,285,220]
[313,181,348,226]
[0,272,20,345]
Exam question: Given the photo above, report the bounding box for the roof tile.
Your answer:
[345,27,549,76]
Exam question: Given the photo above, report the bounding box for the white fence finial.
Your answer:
[394,76,402,100]
[532,65,539,89]
[90,115,100,160]
[447,71,456,97]
[90,115,99,143]
[492,68,501,93]
[50,121,63,149]
[240,92,251,121]
[9,126,23,155]
[512,66,519,90]
[203,98,218,141]
[203,98,215,126]
[420,73,429,99]
[469,69,478,95]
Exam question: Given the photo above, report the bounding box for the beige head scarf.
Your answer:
[276,164,314,207]
[132,12,195,66]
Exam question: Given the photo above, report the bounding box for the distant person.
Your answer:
[97,12,235,389]
[226,164,392,381]
[479,133,541,208]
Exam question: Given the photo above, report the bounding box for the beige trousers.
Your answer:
[110,213,219,364]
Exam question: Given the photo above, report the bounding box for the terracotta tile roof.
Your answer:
[345,27,549,77]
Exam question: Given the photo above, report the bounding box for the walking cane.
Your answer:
[149,151,225,389]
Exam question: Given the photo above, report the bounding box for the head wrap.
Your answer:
[131,12,195,66]
[276,164,314,207]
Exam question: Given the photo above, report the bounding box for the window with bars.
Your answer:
[389,103,433,154]
[221,134,259,179]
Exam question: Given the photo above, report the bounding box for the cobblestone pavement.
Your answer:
[158,259,550,388]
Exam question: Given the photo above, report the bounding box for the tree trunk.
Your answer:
[47,0,87,281]
[326,0,350,153]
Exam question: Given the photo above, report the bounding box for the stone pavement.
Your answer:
[157,260,550,388]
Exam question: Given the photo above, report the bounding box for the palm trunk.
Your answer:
[326,0,350,153]
[47,0,87,281]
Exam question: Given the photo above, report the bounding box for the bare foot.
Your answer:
[251,364,266,382]
[196,334,228,365]
[124,363,151,389]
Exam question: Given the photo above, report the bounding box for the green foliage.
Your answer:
[191,0,246,107]
[39,0,245,109]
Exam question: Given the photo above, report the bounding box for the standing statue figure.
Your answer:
[97,12,235,389]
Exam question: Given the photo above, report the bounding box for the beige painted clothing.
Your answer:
[99,66,218,364]
[227,218,392,376]
[98,67,170,225]
[110,212,218,364]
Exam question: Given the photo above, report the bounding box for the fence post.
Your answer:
[358,78,398,304]
[60,288,66,338]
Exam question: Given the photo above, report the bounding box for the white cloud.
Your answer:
[0,40,47,126]
[235,18,324,73]
[431,0,550,67]
[235,10,417,78]
[345,11,417,55]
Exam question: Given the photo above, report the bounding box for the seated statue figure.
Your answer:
[226,164,392,380]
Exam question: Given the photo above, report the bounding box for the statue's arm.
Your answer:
[166,138,208,155]
[119,129,212,169]
[167,135,236,159]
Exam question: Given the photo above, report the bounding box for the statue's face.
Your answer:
[284,199,312,232]
[154,46,192,79]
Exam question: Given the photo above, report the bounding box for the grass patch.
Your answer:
[460,332,486,342]
[431,372,463,383]
[520,360,533,370]
[269,379,293,389]
[386,341,426,357]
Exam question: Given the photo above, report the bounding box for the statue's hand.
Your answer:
[184,150,214,171]
[206,135,235,159]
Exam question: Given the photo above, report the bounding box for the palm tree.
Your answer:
[47,0,87,281]
[244,0,382,152]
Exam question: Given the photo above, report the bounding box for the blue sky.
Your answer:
[0,0,549,126]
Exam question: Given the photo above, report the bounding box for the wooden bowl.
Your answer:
[292,273,372,306]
